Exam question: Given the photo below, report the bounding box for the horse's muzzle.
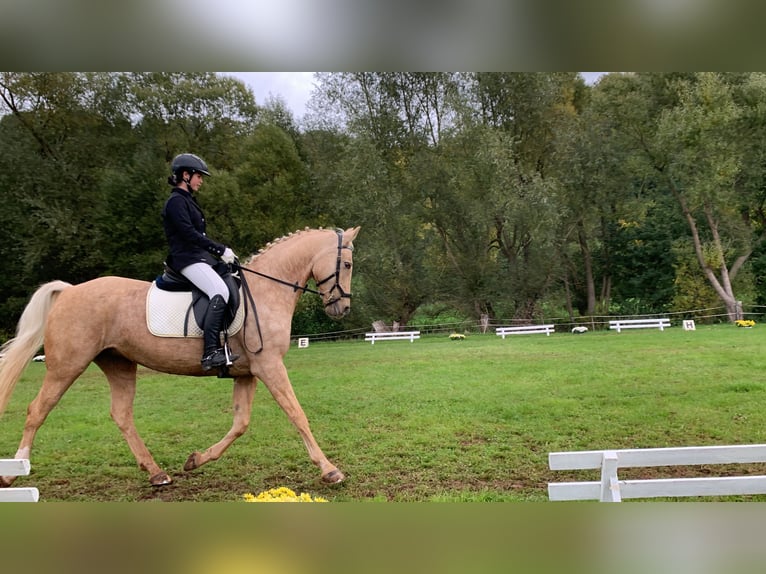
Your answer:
[325,298,351,319]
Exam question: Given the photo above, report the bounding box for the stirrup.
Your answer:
[223,344,240,365]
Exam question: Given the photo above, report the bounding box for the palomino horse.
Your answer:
[0,226,359,489]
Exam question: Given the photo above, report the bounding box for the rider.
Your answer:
[162,153,240,371]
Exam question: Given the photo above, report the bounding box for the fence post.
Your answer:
[600,451,621,502]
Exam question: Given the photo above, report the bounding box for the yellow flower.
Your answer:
[735,319,756,328]
[243,487,328,502]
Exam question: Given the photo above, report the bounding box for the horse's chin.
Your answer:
[325,304,350,320]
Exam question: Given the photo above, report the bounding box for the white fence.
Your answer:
[548,444,766,502]
[496,324,555,338]
[364,331,421,344]
[0,459,39,502]
[287,305,766,342]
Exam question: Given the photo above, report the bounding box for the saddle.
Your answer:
[146,263,245,338]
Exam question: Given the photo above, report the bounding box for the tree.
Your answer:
[451,73,578,320]
[650,73,766,319]
[209,122,312,254]
[553,74,680,317]
[0,73,268,334]
[0,73,133,280]
[309,73,448,325]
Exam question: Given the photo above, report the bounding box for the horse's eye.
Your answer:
[344,262,352,270]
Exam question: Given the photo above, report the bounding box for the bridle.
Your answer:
[313,229,354,307]
[233,228,353,308]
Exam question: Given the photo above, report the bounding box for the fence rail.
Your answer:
[290,305,766,343]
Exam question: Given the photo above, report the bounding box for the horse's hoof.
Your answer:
[322,469,345,484]
[150,472,172,486]
[183,452,200,471]
[0,476,14,488]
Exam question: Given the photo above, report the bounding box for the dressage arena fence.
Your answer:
[0,459,39,502]
[608,317,670,333]
[364,330,421,344]
[495,324,555,338]
[547,444,766,502]
[290,304,765,343]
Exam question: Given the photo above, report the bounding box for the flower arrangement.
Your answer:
[449,333,466,340]
[735,319,756,328]
[243,487,328,502]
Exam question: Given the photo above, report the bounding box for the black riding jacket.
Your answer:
[162,187,226,272]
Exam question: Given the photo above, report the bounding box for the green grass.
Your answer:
[2,324,765,502]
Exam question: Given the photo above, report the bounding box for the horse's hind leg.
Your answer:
[0,364,86,487]
[184,375,257,472]
[95,354,171,486]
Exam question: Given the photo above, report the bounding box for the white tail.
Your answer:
[0,281,71,415]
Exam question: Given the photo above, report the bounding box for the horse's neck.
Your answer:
[248,231,326,289]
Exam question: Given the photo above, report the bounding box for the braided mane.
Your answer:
[243,227,337,264]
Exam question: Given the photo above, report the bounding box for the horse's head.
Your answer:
[313,227,360,319]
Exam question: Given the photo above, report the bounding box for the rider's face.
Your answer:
[188,172,204,192]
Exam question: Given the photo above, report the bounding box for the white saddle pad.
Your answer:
[146,282,245,338]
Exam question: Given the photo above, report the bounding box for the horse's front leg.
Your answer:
[259,362,344,484]
[184,375,258,471]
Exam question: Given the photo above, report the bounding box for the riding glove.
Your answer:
[222,247,237,264]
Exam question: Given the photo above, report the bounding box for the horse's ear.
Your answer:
[344,226,361,240]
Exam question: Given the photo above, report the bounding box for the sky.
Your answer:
[223,72,316,119]
[225,72,607,121]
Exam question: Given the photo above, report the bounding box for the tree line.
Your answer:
[0,72,764,338]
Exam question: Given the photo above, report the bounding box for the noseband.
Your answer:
[314,229,353,308]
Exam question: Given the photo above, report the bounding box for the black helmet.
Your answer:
[170,153,211,179]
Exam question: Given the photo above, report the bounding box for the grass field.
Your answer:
[2,324,765,502]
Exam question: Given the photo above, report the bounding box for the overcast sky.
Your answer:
[224,72,607,120]
[223,72,315,119]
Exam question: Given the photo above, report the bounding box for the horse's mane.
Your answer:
[243,227,340,264]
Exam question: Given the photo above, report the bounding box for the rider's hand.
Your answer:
[222,247,237,264]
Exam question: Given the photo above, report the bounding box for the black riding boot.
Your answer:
[201,295,239,371]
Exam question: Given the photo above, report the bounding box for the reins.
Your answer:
[230,229,353,356]
[234,266,322,296]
